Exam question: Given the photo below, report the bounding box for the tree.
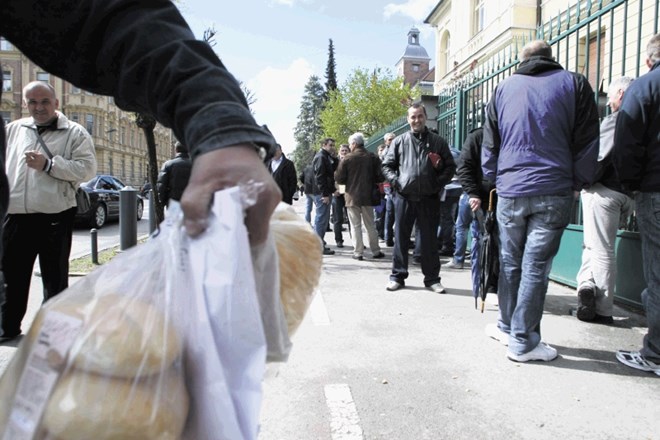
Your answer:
[320,67,419,144]
[292,75,325,173]
[324,39,337,98]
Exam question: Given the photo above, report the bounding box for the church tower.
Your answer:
[395,27,432,88]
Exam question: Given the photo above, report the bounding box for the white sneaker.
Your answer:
[427,282,446,294]
[485,323,509,346]
[616,350,660,376]
[507,342,558,362]
[386,280,402,291]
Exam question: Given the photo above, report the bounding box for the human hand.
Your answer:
[25,151,47,171]
[322,196,330,204]
[469,197,481,212]
[180,145,282,245]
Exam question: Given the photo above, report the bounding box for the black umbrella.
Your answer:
[475,189,499,312]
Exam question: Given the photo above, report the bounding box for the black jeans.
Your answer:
[332,194,346,243]
[390,194,441,287]
[0,208,76,337]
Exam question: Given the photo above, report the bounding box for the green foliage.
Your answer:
[325,39,338,96]
[320,67,419,145]
[292,75,325,174]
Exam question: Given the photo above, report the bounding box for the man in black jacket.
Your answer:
[382,104,456,293]
[312,138,337,255]
[157,141,192,206]
[613,33,660,376]
[267,144,297,205]
[299,164,316,224]
[0,0,280,343]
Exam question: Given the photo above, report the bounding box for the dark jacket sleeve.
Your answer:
[456,128,484,198]
[570,73,600,190]
[434,136,456,188]
[156,160,172,206]
[381,139,400,188]
[1,0,275,161]
[285,159,298,200]
[612,86,649,191]
[482,95,500,182]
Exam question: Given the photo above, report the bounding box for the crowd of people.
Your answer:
[0,0,656,382]
[298,37,660,374]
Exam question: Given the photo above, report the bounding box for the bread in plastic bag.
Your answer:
[269,202,323,336]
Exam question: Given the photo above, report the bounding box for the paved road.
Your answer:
[2,200,659,439]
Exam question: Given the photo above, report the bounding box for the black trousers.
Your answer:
[0,208,76,337]
[390,194,441,287]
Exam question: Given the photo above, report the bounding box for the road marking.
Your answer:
[310,290,330,326]
[324,384,364,440]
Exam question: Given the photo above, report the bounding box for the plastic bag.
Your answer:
[0,186,274,440]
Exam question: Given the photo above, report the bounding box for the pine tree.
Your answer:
[324,39,338,99]
[292,75,326,173]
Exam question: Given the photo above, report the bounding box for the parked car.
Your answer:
[75,175,144,228]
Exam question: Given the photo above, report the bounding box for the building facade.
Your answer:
[0,38,174,188]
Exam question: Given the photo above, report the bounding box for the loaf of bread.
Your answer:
[270,203,323,335]
[42,369,188,440]
[27,293,182,378]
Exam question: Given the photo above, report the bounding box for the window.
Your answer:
[2,71,11,92]
[86,113,94,135]
[36,72,50,82]
[0,38,12,51]
[1,111,11,125]
[473,0,486,35]
[70,113,79,123]
[107,126,115,142]
[120,127,126,145]
[412,64,420,72]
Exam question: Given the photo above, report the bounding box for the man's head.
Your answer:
[407,103,427,134]
[321,137,336,154]
[273,143,283,159]
[175,141,188,154]
[348,132,365,151]
[606,76,634,112]
[383,132,396,146]
[520,40,553,62]
[646,33,660,68]
[338,144,350,159]
[377,144,386,157]
[23,81,59,125]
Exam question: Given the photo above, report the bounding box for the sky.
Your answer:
[178,0,438,154]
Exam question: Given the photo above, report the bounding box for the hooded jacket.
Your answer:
[482,56,600,197]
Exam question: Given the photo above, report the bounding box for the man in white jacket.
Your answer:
[0,81,97,342]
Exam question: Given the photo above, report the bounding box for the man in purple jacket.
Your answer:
[482,40,599,362]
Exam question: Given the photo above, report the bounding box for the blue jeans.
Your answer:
[496,194,573,355]
[391,194,441,286]
[635,192,660,362]
[314,195,331,246]
[305,193,314,224]
[438,195,459,251]
[453,193,472,264]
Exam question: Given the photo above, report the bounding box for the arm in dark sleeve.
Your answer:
[287,162,298,197]
[613,87,648,191]
[313,154,331,196]
[1,0,275,160]
[373,155,384,184]
[156,162,170,206]
[435,138,456,188]
[570,74,600,190]
[334,159,347,185]
[481,96,500,181]
[457,129,483,198]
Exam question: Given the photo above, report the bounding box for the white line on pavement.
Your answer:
[310,290,330,326]
[324,383,364,440]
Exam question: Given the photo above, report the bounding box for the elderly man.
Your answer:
[382,104,456,293]
[1,81,97,342]
[575,77,635,324]
[335,133,385,261]
[482,40,599,362]
[613,33,660,376]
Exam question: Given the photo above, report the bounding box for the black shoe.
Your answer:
[336,242,344,248]
[0,333,21,344]
[439,248,454,257]
[385,240,394,247]
[352,254,364,261]
[412,257,421,265]
[592,314,614,325]
[372,252,385,259]
[323,248,335,256]
[577,287,596,321]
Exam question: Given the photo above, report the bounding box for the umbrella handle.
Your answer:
[488,188,497,212]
